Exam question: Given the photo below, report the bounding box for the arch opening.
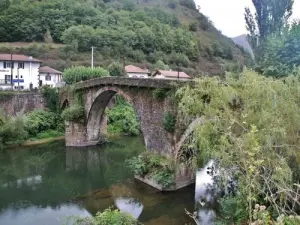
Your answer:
[86,88,143,145]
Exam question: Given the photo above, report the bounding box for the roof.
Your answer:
[39,66,62,74]
[0,54,41,62]
[125,65,149,74]
[156,70,191,79]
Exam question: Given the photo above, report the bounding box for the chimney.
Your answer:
[29,56,33,61]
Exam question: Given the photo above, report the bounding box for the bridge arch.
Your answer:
[86,86,142,145]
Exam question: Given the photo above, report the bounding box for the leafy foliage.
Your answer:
[152,88,169,100]
[40,86,60,113]
[126,152,175,188]
[63,66,109,84]
[177,71,300,221]
[61,104,85,123]
[25,110,63,136]
[163,112,176,133]
[0,112,28,146]
[108,62,125,77]
[107,95,140,136]
[0,0,246,76]
[72,208,141,225]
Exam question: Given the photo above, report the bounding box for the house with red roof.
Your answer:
[151,69,191,80]
[39,66,63,88]
[0,54,62,90]
[125,65,150,78]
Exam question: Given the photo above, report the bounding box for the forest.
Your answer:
[0,0,249,75]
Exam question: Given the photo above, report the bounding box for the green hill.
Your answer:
[0,0,250,76]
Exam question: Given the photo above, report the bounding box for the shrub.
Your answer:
[72,208,141,225]
[63,66,109,84]
[107,96,140,135]
[61,104,85,123]
[108,62,125,77]
[25,110,62,136]
[126,153,175,188]
[0,115,28,145]
[163,112,176,132]
[152,88,169,100]
[40,86,60,113]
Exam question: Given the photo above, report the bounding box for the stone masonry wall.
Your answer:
[0,93,45,116]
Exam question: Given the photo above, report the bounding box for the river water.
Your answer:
[0,136,217,225]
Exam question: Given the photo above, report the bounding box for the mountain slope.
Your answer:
[0,0,249,76]
[232,34,254,58]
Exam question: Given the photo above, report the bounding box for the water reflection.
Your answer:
[0,137,198,225]
[194,160,217,225]
[115,198,144,219]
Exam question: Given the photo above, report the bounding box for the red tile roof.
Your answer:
[125,65,149,74]
[39,66,61,74]
[0,54,41,62]
[157,70,191,79]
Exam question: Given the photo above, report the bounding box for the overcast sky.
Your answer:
[195,0,300,37]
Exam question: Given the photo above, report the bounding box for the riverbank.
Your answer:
[22,136,65,147]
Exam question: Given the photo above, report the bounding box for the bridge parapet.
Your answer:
[73,77,193,90]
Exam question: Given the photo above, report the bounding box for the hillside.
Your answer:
[232,34,254,58]
[0,0,249,76]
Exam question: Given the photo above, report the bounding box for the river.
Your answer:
[0,136,217,225]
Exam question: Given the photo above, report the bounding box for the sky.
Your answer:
[195,0,300,37]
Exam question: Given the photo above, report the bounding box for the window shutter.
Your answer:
[3,62,6,68]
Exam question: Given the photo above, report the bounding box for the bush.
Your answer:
[40,86,60,113]
[61,104,85,123]
[63,66,109,84]
[25,110,62,136]
[152,88,169,100]
[0,115,28,145]
[126,153,175,188]
[108,62,125,77]
[72,208,141,225]
[163,112,176,132]
[107,96,140,135]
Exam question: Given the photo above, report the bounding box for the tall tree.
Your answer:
[245,0,294,61]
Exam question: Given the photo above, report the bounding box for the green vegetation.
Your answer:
[0,108,64,148]
[106,95,140,136]
[61,104,85,123]
[40,86,60,113]
[245,0,300,76]
[126,152,175,188]
[152,88,169,100]
[63,66,109,84]
[71,208,142,225]
[0,0,247,75]
[163,112,176,133]
[108,62,125,77]
[177,70,300,223]
[25,110,63,136]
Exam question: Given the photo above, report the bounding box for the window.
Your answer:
[4,61,13,69]
[20,75,23,78]
[45,74,51,81]
[5,75,11,84]
[15,75,18,78]
[18,62,24,69]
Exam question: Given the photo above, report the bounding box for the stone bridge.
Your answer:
[61,77,194,157]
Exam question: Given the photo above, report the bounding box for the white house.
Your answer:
[0,54,41,90]
[151,69,191,80]
[39,66,63,87]
[125,65,150,78]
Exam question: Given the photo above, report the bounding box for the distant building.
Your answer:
[0,54,63,90]
[125,65,150,78]
[0,54,41,90]
[39,66,63,88]
[151,70,191,79]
